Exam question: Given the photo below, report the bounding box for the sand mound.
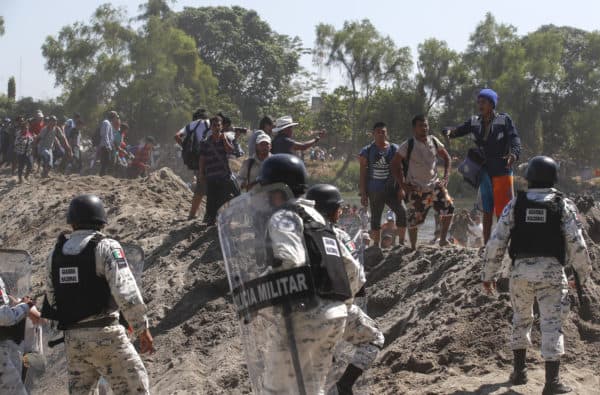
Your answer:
[0,168,598,394]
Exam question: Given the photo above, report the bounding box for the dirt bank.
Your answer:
[0,168,598,394]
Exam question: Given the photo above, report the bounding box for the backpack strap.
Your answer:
[403,138,415,177]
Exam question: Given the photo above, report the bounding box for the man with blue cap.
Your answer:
[443,88,521,244]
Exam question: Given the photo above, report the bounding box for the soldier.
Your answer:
[482,156,591,395]
[0,276,36,395]
[256,154,360,394]
[306,184,384,395]
[42,194,154,394]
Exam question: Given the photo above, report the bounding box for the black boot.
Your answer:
[542,361,572,395]
[336,364,363,395]
[509,349,528,385]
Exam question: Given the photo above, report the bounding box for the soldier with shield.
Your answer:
[0,249,37,395]
[306,184,384,395]
[41,194,154,394]
[218,154,362,395]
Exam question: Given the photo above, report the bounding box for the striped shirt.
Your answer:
[199,136,232,180]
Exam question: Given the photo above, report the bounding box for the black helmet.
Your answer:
[525,156,558,187]
[257,154,308,197]
[306,184,344,215]
[67,194,108,226]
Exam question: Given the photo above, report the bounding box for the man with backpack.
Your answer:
[391,115,454,250]
[174,108,210,219]
[359,122,407,247]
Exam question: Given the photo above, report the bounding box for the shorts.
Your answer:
[194,173,207,195]
[479,170,514,217]
[407,183,455,227]
[368,190,407,230]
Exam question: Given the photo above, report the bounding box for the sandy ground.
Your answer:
[0,167,598,394]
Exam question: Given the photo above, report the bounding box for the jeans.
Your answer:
[17,154,32,179]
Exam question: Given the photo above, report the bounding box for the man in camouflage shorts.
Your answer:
[391,115,454,250]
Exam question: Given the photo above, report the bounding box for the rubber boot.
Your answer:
[509,349,528,385]
[542,361,572,395]
[336,364,363,395]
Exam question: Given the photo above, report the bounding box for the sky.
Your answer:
[1,0,599,100]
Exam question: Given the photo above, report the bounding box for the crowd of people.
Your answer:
[0,88,593,395]
[0,110,157,181]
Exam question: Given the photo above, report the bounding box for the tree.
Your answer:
[42,2,218,141]
[314,19,412,177]
[416,39,460,114]
[7,77,15,100]
[42,4,135,121]
[177,6,303,123]
[114,16,218,140]
[0,16,5,36]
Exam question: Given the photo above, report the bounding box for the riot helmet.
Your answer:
[67,194,108,228]
[525,156,558,188]
[257,154,308,197]
[306,184,344,216]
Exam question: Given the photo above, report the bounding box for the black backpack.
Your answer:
[181,120,209,171]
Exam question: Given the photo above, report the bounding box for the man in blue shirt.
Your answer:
[359,122,407,247]
[444,89,521,244]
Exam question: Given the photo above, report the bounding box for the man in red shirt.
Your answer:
[127,136,155,178]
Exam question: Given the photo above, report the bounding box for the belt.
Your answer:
[64,317,119,330]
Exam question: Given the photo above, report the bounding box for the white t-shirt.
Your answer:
[179,119,210,143]
[398,135,444,191]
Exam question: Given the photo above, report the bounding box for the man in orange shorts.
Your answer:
[444,88,521,244]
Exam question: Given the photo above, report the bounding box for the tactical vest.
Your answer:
[509,191,566,264]
[0,313,26,344]
[51,233,113,328]
[267,204,353,301]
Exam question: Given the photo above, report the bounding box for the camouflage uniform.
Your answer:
[262,199,360,395]
[0,276,30,395]
[333,227,383,370]
[483,189,591,361]
[44,230,150,394]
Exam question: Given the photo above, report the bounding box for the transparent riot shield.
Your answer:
[217,184,323,395]
[121,243,145,288]
[0,249,32,298]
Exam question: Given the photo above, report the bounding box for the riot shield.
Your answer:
[353,208,371,268]
[121,243,145,288]
[0,249,32,299]
[217,184,323,395]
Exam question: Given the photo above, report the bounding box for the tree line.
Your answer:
[2,2,600,170]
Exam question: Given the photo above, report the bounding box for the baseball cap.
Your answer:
[256,133,272,145]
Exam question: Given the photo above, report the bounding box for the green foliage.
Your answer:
[42,2,218,142]
[0,15,4,36]
[314,19,412,177]
[0,96,64,120]
[176,6,303,123]
[7,77,15,100]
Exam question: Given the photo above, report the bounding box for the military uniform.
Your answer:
[0,275,30,395]
[44,230,150,394]
[483,188,591,361]
[262,198,360,395]
[333,227,383,369]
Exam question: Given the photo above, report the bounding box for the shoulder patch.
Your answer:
[111,248,128,269]
[271,210,301,233]
[493,114,507,125]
